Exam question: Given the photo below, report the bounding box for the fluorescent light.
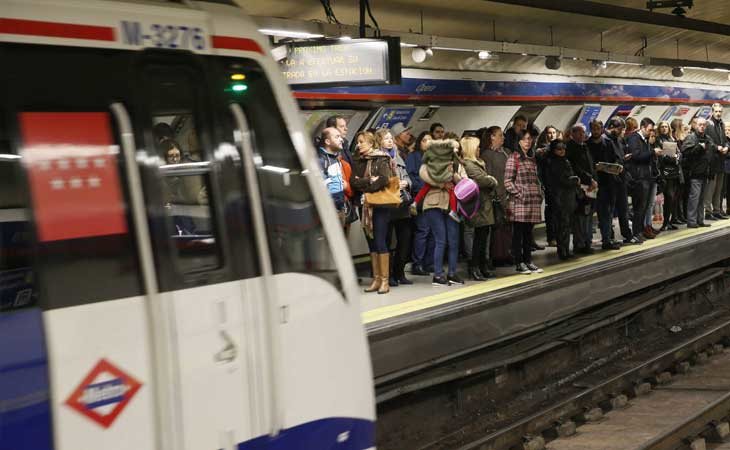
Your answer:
[0,154,21,160]
[339,36,352,41]
[432,46,474,52]
[685,66,730,73]
[605,61,643,66]
[258,29,324,39]
[521,53,528,56]
[400,43,418,47]
[478,50,491,60]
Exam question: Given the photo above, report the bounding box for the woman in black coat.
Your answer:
[545,140,579,260]
[657,121,682,230]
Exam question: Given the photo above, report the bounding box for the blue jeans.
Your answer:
[366,207,391,253]
[412,212,434,268]
[424,208,459,277]
[644,182,657,227]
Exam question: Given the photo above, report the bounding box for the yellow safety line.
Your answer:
[362,220,730,324]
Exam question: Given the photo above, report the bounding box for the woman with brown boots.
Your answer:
[351,130,397,294]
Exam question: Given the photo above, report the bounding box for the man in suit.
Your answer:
[626,118,659,241]
[704,103,729,220]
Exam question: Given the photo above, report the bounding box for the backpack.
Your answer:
[454,177,480,219]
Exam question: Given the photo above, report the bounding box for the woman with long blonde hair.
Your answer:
[461,136,498,280]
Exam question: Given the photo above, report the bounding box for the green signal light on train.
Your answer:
[231,83,248,92]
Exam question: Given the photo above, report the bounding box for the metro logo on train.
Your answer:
[64,359,142,429]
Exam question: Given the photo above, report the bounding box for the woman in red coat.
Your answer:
[504,131,544,274]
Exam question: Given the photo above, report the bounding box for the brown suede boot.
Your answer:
[378,253,390,294]
[364,253,381,293]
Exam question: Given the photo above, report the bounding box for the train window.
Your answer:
[145,66,222,275]
[0,158,38,312]
[13,110,143,309]
[213,58,341,289]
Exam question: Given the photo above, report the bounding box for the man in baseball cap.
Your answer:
[390,122,414,160]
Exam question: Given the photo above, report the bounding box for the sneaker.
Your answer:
[602,241,622,250]
[705,213,717,221]
[447,274,465,285]
[714,213,729,220]
[432,276,449,286]
[448,210,462,223]
[526,263,543,273]
[516,263,531,274]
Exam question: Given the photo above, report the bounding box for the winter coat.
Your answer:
[591,134,625,185]
[462,158,498,227]
[504,151,543,223]
[657,135,681,180]
[391,152,413,220]
[625,132,654,181]
[422,141,459,184]
[483,147,510,205]
[681,132,711,180]
[405,150,425,194]
[318,147,345,199]
[350,150,393,194]
[566,140,597,185]
[706,117,727,176]
[419,162,464,212]
[545,154,578,215]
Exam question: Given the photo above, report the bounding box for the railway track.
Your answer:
[377,266,730,450]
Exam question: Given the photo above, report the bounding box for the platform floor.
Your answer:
[359,218,730,324]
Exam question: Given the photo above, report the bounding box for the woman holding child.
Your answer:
[419,139,467,286]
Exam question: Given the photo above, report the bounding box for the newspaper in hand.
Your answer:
[596,162,623,175]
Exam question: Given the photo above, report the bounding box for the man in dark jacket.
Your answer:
[683,117,712,228]
[591,119,628,249]
[566,123,597,254]
[704,103,729,220]
[626,118,658,240]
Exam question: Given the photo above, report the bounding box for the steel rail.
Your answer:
[638,391,730,450]
[455,314,730,450]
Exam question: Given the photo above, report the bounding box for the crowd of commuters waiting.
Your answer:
[315,104,730,294]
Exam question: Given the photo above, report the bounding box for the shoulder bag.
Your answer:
[363,159,401,207]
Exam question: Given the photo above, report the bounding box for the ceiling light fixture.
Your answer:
[258,29,324,39]
[478,50,491,60]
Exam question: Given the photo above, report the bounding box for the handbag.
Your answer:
[363,160,401,207]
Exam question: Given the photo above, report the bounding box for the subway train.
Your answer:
[295,68,730,257]
[0,1,375,450]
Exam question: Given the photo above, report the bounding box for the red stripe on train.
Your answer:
[211,35,263,54]
[0,18,115,41]
[292,92,730,104]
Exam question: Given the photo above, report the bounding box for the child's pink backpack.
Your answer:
[454,178,480,219]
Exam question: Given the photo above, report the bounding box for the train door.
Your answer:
[134,54,269,450]
[1,43,157,450]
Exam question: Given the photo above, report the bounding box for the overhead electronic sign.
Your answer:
[280,37,401,88]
